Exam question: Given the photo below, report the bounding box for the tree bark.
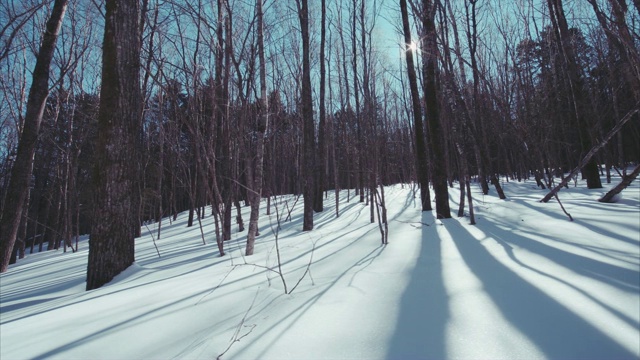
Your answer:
[313,0,327,213]
[400,0,431,212]
[0,0,69,273]
[246,0,269,255]
[299,0,315,231]
[216,0,232,242]
[422,0,451,218]
[86,0,141,290]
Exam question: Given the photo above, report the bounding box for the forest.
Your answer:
[0,0,638,289]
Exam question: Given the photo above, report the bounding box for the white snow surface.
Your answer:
[1,176,639,359]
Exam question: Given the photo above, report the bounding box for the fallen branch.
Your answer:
[599,163,640,203]
[196,265,238,305]
[554,194,573,221]
[288,238,316,294]
[272,201,287,293]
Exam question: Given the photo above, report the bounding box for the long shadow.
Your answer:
[386,212,448,359]
[486,216,640,294]
[446,220,637,359]
[0,250,221,326]
[572,217,640,248]
[481,220,640,330]
[387,190,422,224]
[1,262,86,302]
[472,192,639,268]
[517,199,640,248]
[29,279,244,360]
[0,274,85,309]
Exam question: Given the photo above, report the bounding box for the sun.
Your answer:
[408,41,418,52]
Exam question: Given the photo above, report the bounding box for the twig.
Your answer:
[196,207,207,245]
[284,194,301,222]
[143,222,161,258]
[272,202,288,293]
[394,219,434,227]
[216,288,259,360]
[240,262,284,276]
[196,265,238,305]
[288,238,316,294]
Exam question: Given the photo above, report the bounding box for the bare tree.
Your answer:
[400,0,431,212]
[246,0,268,256]
[421,0,451,219]
[313,0,327,213]
[86,0,141,290]
[547,0,602,189]
[0,0,69,273]
[586,0,640,101]
[464,0,505,199]
[0,2,45,63]
[297,0,315,231]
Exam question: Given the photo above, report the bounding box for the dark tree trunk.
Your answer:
[422,0,451,218]
[466,176,476,225]
[314,0,327,213]
[217,0,233,242]
[350,0,365,205]
[299,0,315,231]
[400,0,431,212]
[0,0,69,273]
[86,0,141,290]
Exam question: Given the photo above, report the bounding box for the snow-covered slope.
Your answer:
[1,176,639,359]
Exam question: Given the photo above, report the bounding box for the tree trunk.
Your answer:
[299,0,315,231]
[0,0,69,273]
[313,0,327,213]
[466,176,476,225]
[400,0,431,212]
[246,0,269,255]
[217,0,233,242]
[86,0,141,290]
[422,0,451,219]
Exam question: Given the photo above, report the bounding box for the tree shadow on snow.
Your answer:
[480,218,640,331]
[516,199,640,249]
[444,219,637,359]
[386,212,448,360]
[491,217,640,293]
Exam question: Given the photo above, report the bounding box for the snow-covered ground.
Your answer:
[1,175,639,359]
